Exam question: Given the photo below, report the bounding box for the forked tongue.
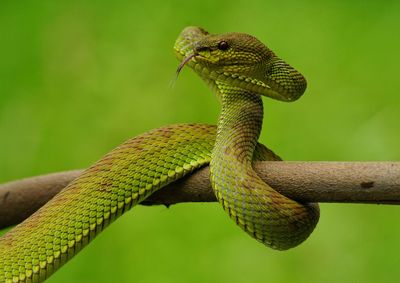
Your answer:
[170,53,197,88]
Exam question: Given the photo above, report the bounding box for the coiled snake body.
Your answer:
[0,27,319,282]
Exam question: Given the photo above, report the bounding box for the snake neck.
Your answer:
[209,81,319,250]
[212,81,263,166]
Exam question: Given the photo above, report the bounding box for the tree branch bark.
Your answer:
[1,161,399,229]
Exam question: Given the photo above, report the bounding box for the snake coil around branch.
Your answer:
[2,27,395,283]
[1,161,400,231]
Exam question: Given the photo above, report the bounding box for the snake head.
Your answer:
[174,26,307,102]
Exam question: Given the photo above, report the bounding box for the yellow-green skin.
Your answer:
[0,27,319,282]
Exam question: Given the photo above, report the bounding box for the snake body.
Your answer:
[0,27,319,282]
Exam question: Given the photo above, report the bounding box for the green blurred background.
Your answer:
[1,0,400,282]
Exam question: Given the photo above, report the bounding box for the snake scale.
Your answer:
[0,26,319,282]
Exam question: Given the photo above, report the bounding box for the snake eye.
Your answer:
[217,41,229,51]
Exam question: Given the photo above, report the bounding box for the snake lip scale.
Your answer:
[0,26,319,283]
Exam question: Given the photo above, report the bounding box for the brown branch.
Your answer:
[1,162,400,229]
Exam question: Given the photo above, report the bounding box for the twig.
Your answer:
[1,162,399,229]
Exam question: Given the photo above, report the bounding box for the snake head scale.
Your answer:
[174,26,307,102]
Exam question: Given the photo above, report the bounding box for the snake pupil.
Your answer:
[217,41,229,51]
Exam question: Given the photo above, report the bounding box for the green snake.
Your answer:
[0,26,319,282]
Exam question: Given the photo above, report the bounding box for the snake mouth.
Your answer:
[174,27,210,80]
